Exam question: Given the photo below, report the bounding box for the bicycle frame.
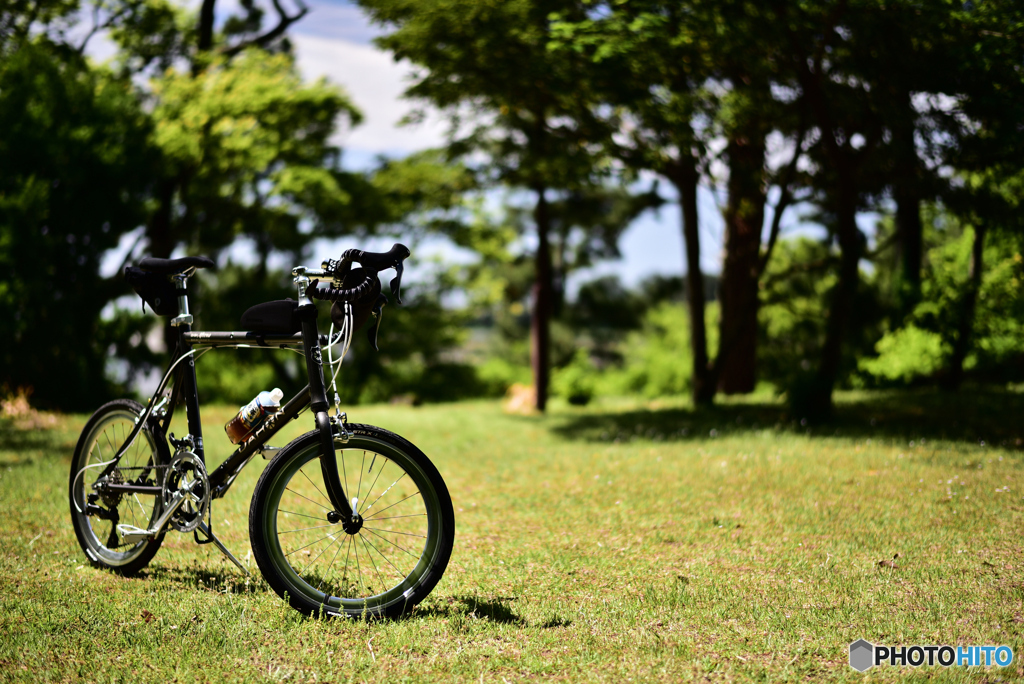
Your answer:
[94,267,355,521]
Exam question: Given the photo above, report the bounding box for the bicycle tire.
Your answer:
[68,399,168,575]
[249,423,454,618]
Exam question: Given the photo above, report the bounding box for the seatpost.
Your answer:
[294,269,353,520]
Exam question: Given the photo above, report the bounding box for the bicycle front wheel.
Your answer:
[249,423,454,618]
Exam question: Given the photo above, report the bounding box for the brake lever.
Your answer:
[367,293,388,351]
[389,261,404,305]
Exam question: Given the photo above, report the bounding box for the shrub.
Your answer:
[552,349,596,405]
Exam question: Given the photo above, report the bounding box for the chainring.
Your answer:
[162,451,210,533]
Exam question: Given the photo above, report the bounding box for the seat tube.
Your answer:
[297,304,351,518]
[172,276,204,462]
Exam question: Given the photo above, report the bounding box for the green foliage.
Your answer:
[326,277,483,405]
[861,213,1024,385]
[595,302,717,399]
[106,0,194,77]
[551,349,595,405]
[150,50,361,256]
[859,325,949,383]
[474,356,531,396]
[196,351,280,407]
[0,39,155,409]
[758,238,884,400]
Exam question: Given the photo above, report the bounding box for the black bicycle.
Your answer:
[67,245,455,618]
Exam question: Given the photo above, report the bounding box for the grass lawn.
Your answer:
[1,388,1023,682]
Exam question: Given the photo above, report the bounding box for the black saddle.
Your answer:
[138,256,215,275]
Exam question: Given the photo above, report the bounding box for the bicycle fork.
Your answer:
[298,305,356,526]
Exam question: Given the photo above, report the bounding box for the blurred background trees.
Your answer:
[2,0,1023,416]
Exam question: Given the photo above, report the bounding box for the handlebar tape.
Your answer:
[327,243,410,304]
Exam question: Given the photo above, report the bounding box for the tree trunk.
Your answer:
[942,224,986,391]
[197,0,216,52]
[531,185,552,412]
[668,162,713,405]
[147,179,178,355]
[809,184,861,415]
[717,132,766,394]
[892,87,923,320]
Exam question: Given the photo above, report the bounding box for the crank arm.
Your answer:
[117,490,188,544]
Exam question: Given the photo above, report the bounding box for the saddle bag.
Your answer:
[124,266,180,316]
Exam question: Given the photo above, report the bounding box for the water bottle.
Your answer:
[224,388,284,444]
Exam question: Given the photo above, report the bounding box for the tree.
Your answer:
[357,0,620,411]
[0,36,156,409]
[550,1,722,403]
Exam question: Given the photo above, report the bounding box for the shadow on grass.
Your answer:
[0,419,64,464]
[415,595,527,625]
[551,388,1024,447]
[139,564,262,594]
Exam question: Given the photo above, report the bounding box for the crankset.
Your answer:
[116,449,210,543]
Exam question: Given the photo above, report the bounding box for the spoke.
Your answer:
[284,487,333,513]
[340,449,350,512]
[360,471,407,515]
[298,467,333,509]
[369,513,427,522]
[360,533,389,595]
[284,532,338,558]
[358,457,387,516]
[363,490,416,520]
[354,532,365,598]
[364,527,420,559]
[363,526,426,539]
[280,523,340,535]
[317,533,347,593]
[130,493,148,527]
[132,427,142,465]
[341,535,354,595]
[104,429,117,461]
[356,451,366,508]
[297,533,341,576]
[360,532,405,578]
[278,509,327,521]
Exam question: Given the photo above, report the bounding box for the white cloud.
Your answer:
[291,33,448,161]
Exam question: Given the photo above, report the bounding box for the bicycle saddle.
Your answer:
[138,255,215,275]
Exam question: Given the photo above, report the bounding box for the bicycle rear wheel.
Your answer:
[68,399,168,574]
[249,423,454,618]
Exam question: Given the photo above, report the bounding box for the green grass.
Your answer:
[2,388,1024,682]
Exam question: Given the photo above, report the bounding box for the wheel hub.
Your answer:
[328,509,364,534]
[342,514,363,535]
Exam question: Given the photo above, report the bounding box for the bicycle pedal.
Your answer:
[117,523,154,544]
